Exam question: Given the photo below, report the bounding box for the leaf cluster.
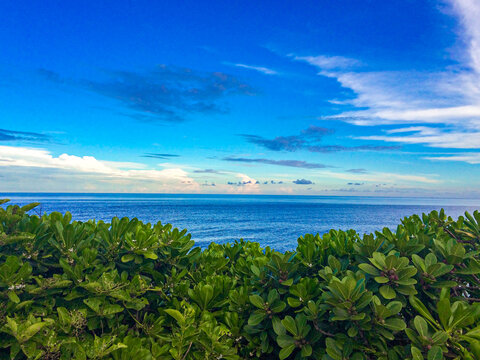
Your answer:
[1,200,480,359]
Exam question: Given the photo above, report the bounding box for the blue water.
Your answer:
[1,193,479,251]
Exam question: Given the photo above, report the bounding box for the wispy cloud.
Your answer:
[241,126,399,152]
[292,55,360,70]
[0,128,51,143]
[358,126,480,149]
[292,0,480,157]
[319,170,440,184]
[425,152,480,164]
[241,134,306,151]
[233,63,278,75]
[307,145,400,152]
[142,153,180,159]
[346,168,369,174]
[39,65,254,122]
[193,168,223,174]
[223,156,330,169]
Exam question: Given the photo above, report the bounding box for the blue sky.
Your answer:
[1,0,480,196]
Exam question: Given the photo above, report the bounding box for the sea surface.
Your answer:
[1,193,479,251]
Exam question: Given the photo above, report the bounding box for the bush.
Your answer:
[1,199,480,359]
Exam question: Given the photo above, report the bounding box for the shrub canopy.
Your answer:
[1,199,480,359]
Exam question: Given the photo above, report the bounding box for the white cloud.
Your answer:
[450,0,480,73]
[293,0,480,155]
[425,152,480,164]
[318,170,440,184]
[293,55,360,70]
[0,145,200,192]
[358,127,480,148]
[233,63,278,75]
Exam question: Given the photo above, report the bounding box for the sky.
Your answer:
[1,0,480,196]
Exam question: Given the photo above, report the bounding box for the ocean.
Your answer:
[1,193,479,251]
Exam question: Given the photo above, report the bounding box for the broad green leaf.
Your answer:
[164,309,184,325]
[301,344,312,357]
[411,347,424,360]
[414,316,429,337]
[281,316,297,336]
[427,346,443,360]
[249,294,264,309]
[409,296,436,325]
[279,344,295,360]
[248,312,266,326]
[276,334,295,348]
[7,291,20,304]
[22,322,49,341]
[379,285,396,299]
[358,263,380,276]
[121,254,134,263]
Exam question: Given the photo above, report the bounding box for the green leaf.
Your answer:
[374,276,389,284]
[281,316,297,336]
[411,347,424,360]
[326,338,342,360]
[22,322,49,341]
[248,312,266,326]
[121,254,135,263]
[466,326,480,340]
[277,334,295,348]
[271,301,286,313]
[358,263,381,276]
[372,252,386,268]
[103,304,123,315]
[6,317,18,335]
[409,296,436,325]
[427,346,443,360]
[287,297,301,307]
[279,344,295,360]
[142,251,158,260]
[414,316,429,337]
[348,326,358,337]
[301,344,312,357]
[249,294,264,309]
[437,298,451,330]
[272,316,285,336]
[383,318,406,331]
[379,285,396,299]
[83,298,102,313]
[164,309,184,325]
[21,202,40,212]
[57,307,71,327]
[7,291,20,304]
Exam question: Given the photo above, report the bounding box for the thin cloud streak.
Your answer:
[425,152,480,164]
[223,156,330,169]
[233,63,278,75]
[193,169,223,174]
[0,128,51,143]
[142,153,180,159]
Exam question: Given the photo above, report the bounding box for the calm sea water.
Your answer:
[1,193,479,251]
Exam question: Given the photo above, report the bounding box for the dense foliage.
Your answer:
[1,199,480,359]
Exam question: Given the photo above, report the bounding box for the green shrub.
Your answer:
[1,198,480,359]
